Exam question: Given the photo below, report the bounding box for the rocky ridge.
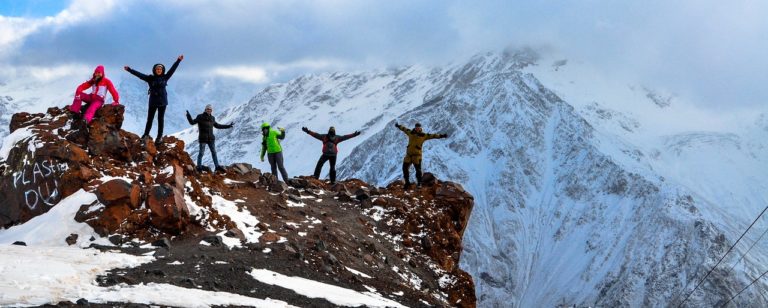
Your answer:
[0,106,476,307]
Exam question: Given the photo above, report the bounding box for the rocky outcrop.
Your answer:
[1,106,477,307]
[0,106,197,237]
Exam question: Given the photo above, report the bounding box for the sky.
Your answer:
[0,0,767,111]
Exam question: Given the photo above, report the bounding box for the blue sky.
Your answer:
[1,0,767,110]
[0,0,70,17]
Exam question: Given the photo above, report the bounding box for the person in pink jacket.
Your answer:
[69,65,120,124]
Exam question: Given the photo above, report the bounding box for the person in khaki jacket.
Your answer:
[394,122,448,189]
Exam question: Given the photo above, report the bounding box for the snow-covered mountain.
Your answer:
[186,49,768,306]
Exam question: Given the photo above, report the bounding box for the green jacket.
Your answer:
[396,124,444,157]
[260,128,285,159]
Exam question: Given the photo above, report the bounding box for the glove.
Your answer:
[354,131,361,136]
[123,66,130,71]
[229,122,234,126]
[302,127,309,133]
[394,122,399,128]
[260,157,265,162]
[186,110,190,115]
[441,134,448,138]
[279,127,285,132]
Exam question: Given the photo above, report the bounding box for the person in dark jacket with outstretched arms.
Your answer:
[124,55,183,146]
[302,126,361,184]
[395,122,447,189]
[186,104,233,173]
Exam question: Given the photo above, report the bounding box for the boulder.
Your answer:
[146,184,190,234]
[95,179,141,209]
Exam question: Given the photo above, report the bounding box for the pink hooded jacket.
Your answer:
[75,65,119,104]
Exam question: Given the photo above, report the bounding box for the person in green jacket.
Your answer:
[394,122,447,189]
[260,122,289,182]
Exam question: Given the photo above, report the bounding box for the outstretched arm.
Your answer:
[302,127,323,140]
[426,132,448,140]
[124,66,150,82]
[165,55,183,79]
[214,120,233,129]
[337,131,362,143]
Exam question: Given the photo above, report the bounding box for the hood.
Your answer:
[328,126,336,136]
[93,65,105,78]
[153,63,166,76]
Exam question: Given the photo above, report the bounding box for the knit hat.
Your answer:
[261,122,270,128]
[415,123,422,128]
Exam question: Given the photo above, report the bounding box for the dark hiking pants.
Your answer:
[402,162,422,185]
[143,105,166,140]
[268,152,289,182]
[313,154,337,183]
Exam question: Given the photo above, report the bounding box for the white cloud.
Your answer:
[0,0,116,59]
[210,66,269,84]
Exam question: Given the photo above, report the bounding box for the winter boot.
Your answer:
[215,166,226,173]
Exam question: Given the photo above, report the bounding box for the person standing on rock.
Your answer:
[394,122,447,189]
[69,65,120,124]
[260,122,289,182]
[124,55,184,146]
[302,126,361,184]
[186,105,233,173]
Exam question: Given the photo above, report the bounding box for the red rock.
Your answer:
[259,232,280,242]
[146,184,189,234]
[96,179,141,209]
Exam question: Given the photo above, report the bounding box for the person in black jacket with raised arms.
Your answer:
[124,55,183,146]
[302,126,361,184]
[187,104,233,173]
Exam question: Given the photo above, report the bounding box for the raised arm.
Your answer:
[277,128,286,140]
[186,111,197,125]
[124,66,150,82]
[394,122,410,135]
[165,55,183,79]
[301,127,323,141]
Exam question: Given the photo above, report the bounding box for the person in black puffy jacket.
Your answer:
[186,104,233,172]
[124,55,183,146]
[302,126,361,184]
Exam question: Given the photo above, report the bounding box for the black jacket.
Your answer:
[126,59,181,107]
[187,112,232,142]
